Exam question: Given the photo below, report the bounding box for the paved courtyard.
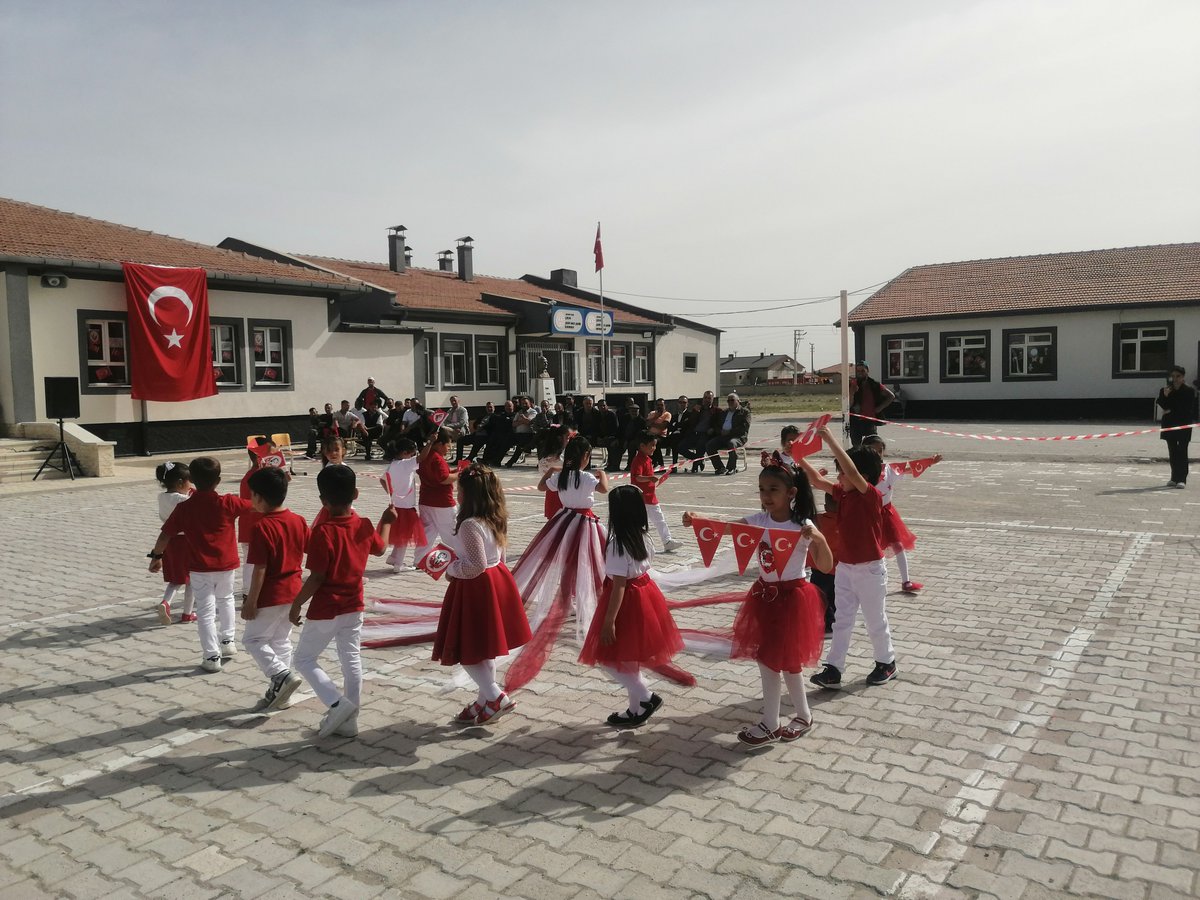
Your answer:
[0,417,1197,899]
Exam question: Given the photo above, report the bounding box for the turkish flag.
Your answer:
[417,544,457,581]
[429,409,447,427]
[790,414,831,462]
[728,522,764,575]
[122,263,217,402]
[766,529,802,575]
[908,456,939,478]
[691,517,727,567]
[594,224,604,272]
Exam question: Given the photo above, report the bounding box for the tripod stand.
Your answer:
[34,418,79,481]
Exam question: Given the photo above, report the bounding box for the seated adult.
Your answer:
[360,401,387,460]
[333,400,367,449]
[443,396,470,442]
[576,396,601,442]
[662,395,694,466]
[304,406,323,459]
[531,399,555,432]
[644,397,673,466]
[405,399,436,445]
[504,398,538,467]
[456,401,495,463]
[554,401,574,429]
[704,392,751,476]
[608,400,645,472]
[482,400,516,466]
[679,392,718,472]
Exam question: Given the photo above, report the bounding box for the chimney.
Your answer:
[550,268,577,288]
[387,225,407,273]
[437,250,454,273]
[404,246,413,268]
[456,236,473,282]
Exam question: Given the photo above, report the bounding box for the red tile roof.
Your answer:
[848,243,1200,324]
[297,254,661,325]
[0,197,366,291]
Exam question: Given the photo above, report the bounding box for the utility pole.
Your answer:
[809,341,815,374]
[793,328,807,383]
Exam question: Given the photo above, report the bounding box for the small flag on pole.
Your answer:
[593,223,604,272]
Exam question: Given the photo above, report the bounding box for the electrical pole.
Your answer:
[809,341,815,375]
[793,328,806,383]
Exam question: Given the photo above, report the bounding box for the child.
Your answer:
[535,427,568,520]
[780,425,800,458]
[241,467,308,712]
[313,436,350,529]
[414,428,458,566]
[153,462,195,625]
[682,459,832,745]
[290,465,395,738]
[579,485,686,727]
[238,443,269,599]
[149,457,251,672]
[380,438,425,573]
[505,435,610,693]
[629,432,683,553]
[796,424,896,689]
[809,493,840,633]
[861,435,940,593]
[433,464,532,726]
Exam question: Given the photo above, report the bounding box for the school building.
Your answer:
[0,198,720,463]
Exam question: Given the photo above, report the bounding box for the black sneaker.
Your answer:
[810,664,842,689]
[866,661,897,686]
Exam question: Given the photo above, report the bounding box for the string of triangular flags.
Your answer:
[688,518,806,574]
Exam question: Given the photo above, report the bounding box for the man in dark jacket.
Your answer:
[704,392,751,475]
[1157,365,1196,487]
[850,362,895,445]
[354,377,390,411]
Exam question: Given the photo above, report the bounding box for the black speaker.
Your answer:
[45,377,81,420]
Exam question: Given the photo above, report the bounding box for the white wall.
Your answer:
[862,307,1200,402]
[656,325,719,399]
[0,273,12,425]
[407,318,510,408]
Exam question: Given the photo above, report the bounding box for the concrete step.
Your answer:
[0,438,77,483]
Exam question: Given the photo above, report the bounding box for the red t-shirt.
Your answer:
[246,508,309,608]
[419,452,454,508]
[305,512,384,619]
[237,468,263,543]
[630,451,658,505]
[832,484,885,564]
[162,490,252,573]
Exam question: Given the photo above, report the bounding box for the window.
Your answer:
[210,318,243,388]
[422,336,436,388]
[683,353,698,373]
[80,314,129,388]
[561,350,580,393]
[476,338,502,386]
[248,320,293,389]
[1114,321,1173,377]
[610,344,630,384]
[941,331,990,381]
[882,333,928,383]
[634,344,651,383]
[1002,328,1057,381]
[587,342,605,384]
[441,336,471,386]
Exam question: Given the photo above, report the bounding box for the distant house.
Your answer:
[719,353,803,387]
[846,243,1200,419]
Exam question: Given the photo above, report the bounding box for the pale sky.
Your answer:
[2,0,1197,368]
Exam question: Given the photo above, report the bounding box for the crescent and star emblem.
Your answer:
[146,286,194,350]
[698,527,715,542]
[735,532,754,548]
[774,536,790,552]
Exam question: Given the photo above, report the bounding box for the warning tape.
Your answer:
[851,414,1200,442]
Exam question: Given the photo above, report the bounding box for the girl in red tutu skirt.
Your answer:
[379,439,427,573]
[579,485,686,727]
[154,461,195,625]
[432,463,532,726]
[861,436,940,594]
[682,459,833,746]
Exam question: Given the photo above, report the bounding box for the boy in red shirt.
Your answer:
[796,425,896,688]
[291,465,395,738]
[630,433,682,553]
[241,467,308,712]
[150,457,251,673]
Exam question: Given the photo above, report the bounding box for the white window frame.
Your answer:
[476,338,502,386]
[83,317,130,387]
[586,342,605,385]
[210,322,240,386]
[943,332,988,380]
[683,353,698,373]
[423,336,436,388]
[634,344,651,383]
[442,337,470,387]
[884,334,927,382]
[251,324,289,386]
[1116,323,1171,375]
[561,350,580,393]
[609,344,630,385]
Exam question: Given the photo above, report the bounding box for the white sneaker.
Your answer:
[201,656,222,673]
[220,640,238,659]
[663,540,684,553]
[319,700,358,737]
[1168,481,1178,487]
[333,711,359,737]
[1176,481,1187,489]
[267,672,304,711]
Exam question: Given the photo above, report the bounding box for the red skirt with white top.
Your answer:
[579,573,685,672]
[880,503,917,554]
[730,578,826,672]
[161,534,190,585]
[388,507,427,547]
[431,563,531,667]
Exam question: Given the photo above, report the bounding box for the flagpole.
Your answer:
[597,221,607,400]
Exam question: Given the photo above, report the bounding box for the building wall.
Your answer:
[655,326,719,399]
[0,272,12,427]
[407,318,512,410]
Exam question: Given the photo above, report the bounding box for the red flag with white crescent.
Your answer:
[728,522,764,575]
[908,456,940,478]
[691,518,727,567]
[416,544,457,581]
[766,528,802,575]
[429,409,447,427]
[122,263,217,402]
[790,414,831,462]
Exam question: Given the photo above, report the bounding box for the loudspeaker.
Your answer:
[45,376,81,420]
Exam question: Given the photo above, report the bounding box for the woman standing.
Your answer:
[1157,365,1196,488]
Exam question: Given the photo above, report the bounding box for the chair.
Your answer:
[271,432,295,464]
[245,434,267,451]
[733,445,747,472]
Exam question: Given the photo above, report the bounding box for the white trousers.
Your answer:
[190,569,237,659]
[417,505,458,562]
[240,543,252,596]
[293,612,363,708]
[646,501,673,547]
[241,605,294,679]
[825,558,894,671]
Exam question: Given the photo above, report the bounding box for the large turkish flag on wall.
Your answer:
[122,263,218,402]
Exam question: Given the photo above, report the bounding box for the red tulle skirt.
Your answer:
[731,578,826,672]
[388,507,427,547]
[431,564,532,667]
[579,573,685,672]
[881,503,917,554]
[161,534,190,585]
[544,490,563,519]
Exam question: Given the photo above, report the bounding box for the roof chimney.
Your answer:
[404,246,413,268]
[456,236,473,282]
[387,225,407,273]
[437,250,454,273]
[550,268,577,288]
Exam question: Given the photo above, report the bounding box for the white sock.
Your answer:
[181,585,195,616]
[758,662,782,731]
[162,584,179,604]
[602,665,652,712]
[896,550,911,583]
[782,671,811,724]
[462,660,502,703]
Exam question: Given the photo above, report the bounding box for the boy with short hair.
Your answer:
[241,467,308,711]
[796,425,896,688]
[150,457,251,673]
[291,465,395,737]
[630,432,682,553]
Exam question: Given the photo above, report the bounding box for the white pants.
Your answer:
[240,543,253,597]
[646,501,673,547]
[191,570,237,659]
[417,505,458,562]
[241,605,294,679]
[825,558,894,671]
[294,612,363,708]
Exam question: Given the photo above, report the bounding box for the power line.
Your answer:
[598,278,888,306]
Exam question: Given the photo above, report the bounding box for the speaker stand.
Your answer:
[34,418,79,481]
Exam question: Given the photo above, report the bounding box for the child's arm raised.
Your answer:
[818,424,869,493]
[794,454,838,494]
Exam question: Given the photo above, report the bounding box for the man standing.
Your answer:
[850,362,895,446]
[1157,365,1196,488]
[354,377,390,412]
[704,392,751,475]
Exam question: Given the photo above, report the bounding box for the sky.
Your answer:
[2,0,1198,369]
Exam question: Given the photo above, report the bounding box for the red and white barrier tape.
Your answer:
[850,414,1199,442]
